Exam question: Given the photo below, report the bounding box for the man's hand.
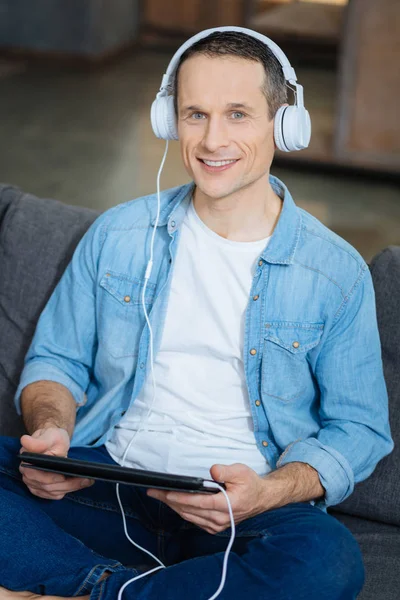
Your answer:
[147,461,325,535]
[19,427,94,500]
[147,463,272,535]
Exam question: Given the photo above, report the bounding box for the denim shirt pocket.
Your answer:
[261,321,324,403]
[98,270,156,358]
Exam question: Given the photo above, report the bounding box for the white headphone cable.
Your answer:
[117,482,235,600]
[114,140,170,569]
[205,485,236,600]
[115,139,235,599]
[117,137,169,465]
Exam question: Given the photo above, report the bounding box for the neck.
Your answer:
[192,173,282,242]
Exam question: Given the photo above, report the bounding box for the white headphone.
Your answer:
[150,25,311,152]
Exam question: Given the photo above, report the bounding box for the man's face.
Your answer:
[177,54,276,201]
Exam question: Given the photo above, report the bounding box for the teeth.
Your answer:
[203,159,237,167]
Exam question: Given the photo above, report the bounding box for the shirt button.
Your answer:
[255,400,261,407]
[262,440,269,447]
[140,362,145,369]
[292,341,300,348]
[250,348,257,356]
[171,220,176,227]
[253,295,259,301]
[258,260,263,266]
[124,295,131,303]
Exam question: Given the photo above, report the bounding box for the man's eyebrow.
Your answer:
[180,102,253,113]
[226,103,253,110]
[181,105,202,113]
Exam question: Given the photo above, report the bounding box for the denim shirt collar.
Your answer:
[262,175,302,265]
[151,175,302,265]
[151,183,194,227]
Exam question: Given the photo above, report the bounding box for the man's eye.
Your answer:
[192,112,205,120]
[232,112,245,119]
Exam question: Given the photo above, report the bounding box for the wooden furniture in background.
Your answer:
[334,0,400,173]
[250,1,344,46]
[143,0,249,34]
[253,0,400,174]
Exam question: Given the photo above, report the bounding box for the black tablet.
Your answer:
[18,452,224,494]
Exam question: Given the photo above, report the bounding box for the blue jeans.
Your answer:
[0,436,364,599]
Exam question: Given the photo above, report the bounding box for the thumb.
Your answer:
[210,464,233,483]
[21,435,49,453]
[20,428,66,455]
[21,428,70,456]
[20,433,51,454]
[210,463,250,484]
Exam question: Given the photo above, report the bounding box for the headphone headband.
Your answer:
[158,26,298,97]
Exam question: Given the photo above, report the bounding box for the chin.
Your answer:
[195,182,236,201]
[191,173,239,200]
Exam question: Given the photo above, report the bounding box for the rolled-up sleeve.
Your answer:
[14,210,109,414]
[15,363,87,409]
[277,265,394,507]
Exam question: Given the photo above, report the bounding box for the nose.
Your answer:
[202,116,229,153]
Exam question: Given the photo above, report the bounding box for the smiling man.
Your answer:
[0,29,393,600]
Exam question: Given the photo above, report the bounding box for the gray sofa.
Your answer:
[0,183,399,598]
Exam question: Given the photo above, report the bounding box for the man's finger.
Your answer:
[180,512,224,534]
[28,488,66,501]
[20,466,67,485]
[23,476,94,494]
[149,494,232,526]
[147,489,224,510]
[178,507,230,526]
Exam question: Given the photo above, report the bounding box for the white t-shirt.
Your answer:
[106,200,272,479]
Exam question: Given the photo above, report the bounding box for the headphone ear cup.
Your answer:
[165,95,179,141]
[276,105,311,152]
[274,105,287,152]
[150,95,178,141]
[150,97,163,139]
[295,106,311,150]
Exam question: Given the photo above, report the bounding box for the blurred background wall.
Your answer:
[0,0,140,57]
[0,0,399,261]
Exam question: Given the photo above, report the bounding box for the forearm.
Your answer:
[21,380,77,439]
[262,461,325,509]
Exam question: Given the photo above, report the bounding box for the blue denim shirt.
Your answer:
[15,176,394,508]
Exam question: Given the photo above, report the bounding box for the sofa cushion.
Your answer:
[334,246,400,526]
[330,512,400,600]
[0,184,99,437]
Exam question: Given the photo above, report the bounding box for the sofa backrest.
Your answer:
[0,184,99,437]
[334,246,400,526]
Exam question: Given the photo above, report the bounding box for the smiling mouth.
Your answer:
[200,159,238,167]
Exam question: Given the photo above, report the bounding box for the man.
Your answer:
[0,29,393,600]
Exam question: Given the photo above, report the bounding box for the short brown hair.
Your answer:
[173,31,288,121]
